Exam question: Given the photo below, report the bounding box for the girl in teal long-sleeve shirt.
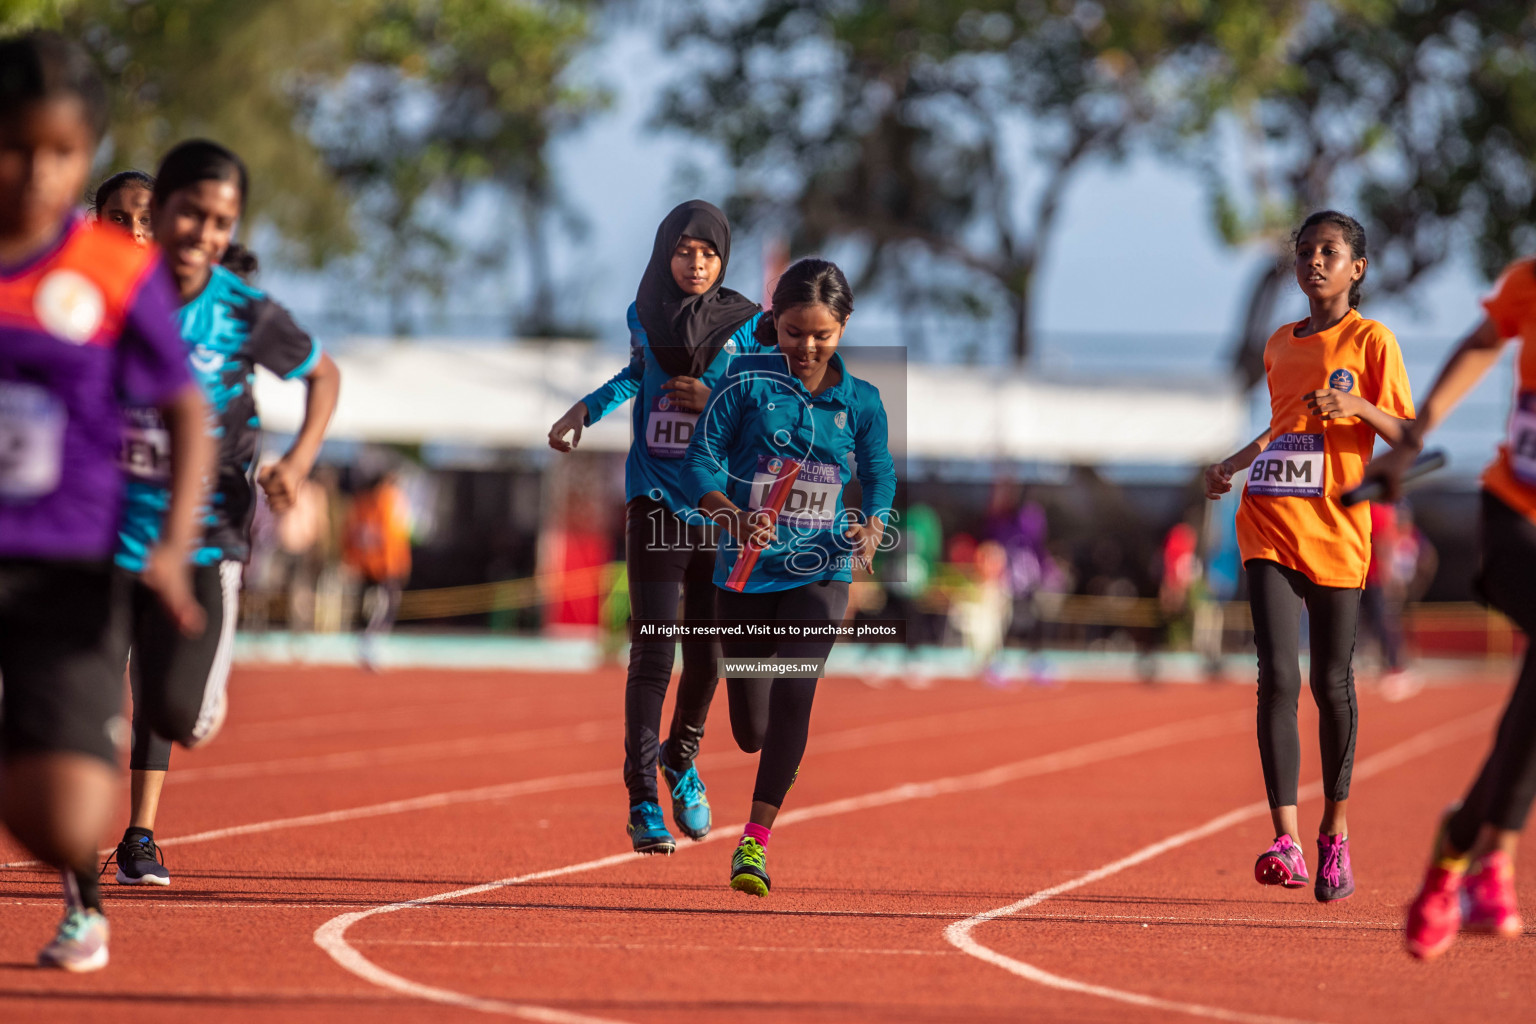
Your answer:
[686,258,896,896]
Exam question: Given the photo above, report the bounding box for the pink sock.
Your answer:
[742,823,771,847]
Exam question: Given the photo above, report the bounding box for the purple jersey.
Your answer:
[0,217,190,560]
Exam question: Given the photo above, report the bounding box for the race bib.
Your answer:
[122,407,171,483]
[645,394,698,459]
[1247,433,1325,498]
[1508,392,1536,484]
[0,380,67,501]
[750,456,842,531]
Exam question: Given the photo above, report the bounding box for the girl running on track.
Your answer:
[1205,210,1415,903]
[90,170,154,247]
[548,200,765,854]
[1365,256,1536,958]
[685,257,895,895]
[103,139,342,887]
[0,31,213,970]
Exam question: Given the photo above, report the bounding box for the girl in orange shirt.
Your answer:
[1367,258,1536,958]
[1206,211,1416,903]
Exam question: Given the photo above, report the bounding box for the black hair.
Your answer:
[755,257,855,346]
[152,139,249,213]
[0,31,109,140]
[1295,209,1368,308]
[220,242,260,281]
[90,170,155,214]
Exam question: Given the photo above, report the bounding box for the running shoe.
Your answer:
[1254,834,1310,888]
[37,907,109,972]
[730,836,770,897]
[105,832,170,886]
[1314,833,1354,902]
[658,744,710,841]
[1406,864,1464,960]
[1463,850,1522,938]
[627,802,675,855]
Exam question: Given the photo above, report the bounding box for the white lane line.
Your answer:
[942,707,1497,1024]
[313,709,1250,1021]
[1,696,1189,869]
[169,720,615,784]
[353,939,957,957]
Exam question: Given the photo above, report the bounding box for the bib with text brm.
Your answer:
[749,455,842,531]
[645,393,699,459]
[121,407,171,483]
[1247,433,1325,498]
[0,380,67,502]
[1509,392,1536,485]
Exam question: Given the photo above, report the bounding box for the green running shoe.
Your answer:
[730,836,770,897]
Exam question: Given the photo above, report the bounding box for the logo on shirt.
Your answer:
[724,340,737,355]
[33,269,104,344]
[766,457,784,476]
[1328,368,1355,394]
[834,411,847,430]
[657,395,672,411]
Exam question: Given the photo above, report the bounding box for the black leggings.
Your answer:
[119,562,240,772]
[717,579,850,809]
[1247,558,1360,808]
[622,496,720,806]
[1446,492,1536,851]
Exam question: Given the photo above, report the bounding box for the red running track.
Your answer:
[0,665,1530,1022]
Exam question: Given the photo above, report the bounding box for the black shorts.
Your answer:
[0,559,125,766]
[113,561,241,771]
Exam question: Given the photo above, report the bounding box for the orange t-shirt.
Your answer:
[1478,259,1536,523]
[343,483,412,583]
[1236,309,1415,588]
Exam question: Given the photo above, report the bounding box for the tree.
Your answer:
[654,0,1316,362]
[5,0,605,334]
[1174,2,1536,387]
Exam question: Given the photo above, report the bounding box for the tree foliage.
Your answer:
[1180,1,1536,385]
[654,0,1318,361]
[3,0,604,333]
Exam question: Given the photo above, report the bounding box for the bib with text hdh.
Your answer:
[750,455,842,531]
[645,393,699,459]
[1509,391,1536,485]
[0,380,67,502]
[121,407,171,483]
[1247,432,1325,498]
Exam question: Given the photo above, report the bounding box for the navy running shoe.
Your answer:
[730,836,770,897]
[659,743,711,841]
[627,802,676,855]
[105,832,169,886]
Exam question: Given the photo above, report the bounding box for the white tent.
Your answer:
[254,339,1247,465]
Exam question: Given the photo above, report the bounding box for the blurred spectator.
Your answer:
[950,540,1012,685]
[344,468,413,668]
[271,470,332,631]
[1365,501,1439,700]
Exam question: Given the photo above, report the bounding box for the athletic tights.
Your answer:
[623,496,720,806]
[716,579,850,809]
[1446,492,1536,850]
[1246,558,1360,809]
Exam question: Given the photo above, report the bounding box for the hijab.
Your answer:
[635,199,760,379]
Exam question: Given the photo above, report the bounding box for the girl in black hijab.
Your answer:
[548,200,765,853]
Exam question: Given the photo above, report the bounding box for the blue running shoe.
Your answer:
[730,837,770,897]
[627,802,675,855]
[659,743,711,841]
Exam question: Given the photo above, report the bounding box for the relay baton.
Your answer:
[1341,449,1447,507]
[725,459,802,592]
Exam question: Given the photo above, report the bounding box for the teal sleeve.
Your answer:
[854,385,896,524]
[685,376,744,506]
[579,331,643,426]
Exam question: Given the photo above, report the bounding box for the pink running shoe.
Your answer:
[1315,833,1354,902]
[1254,834,1310,888]
[1463,851,1523,938]
[1406,864,1464,960]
